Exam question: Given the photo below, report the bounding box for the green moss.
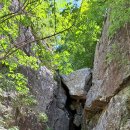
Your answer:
[108,0,130,37]
[38,112,48,123]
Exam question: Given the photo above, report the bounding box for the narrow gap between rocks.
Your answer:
[61,80,84,130]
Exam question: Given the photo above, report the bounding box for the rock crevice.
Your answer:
[60,68,92,130]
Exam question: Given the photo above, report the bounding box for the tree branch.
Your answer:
[0,23,75,60]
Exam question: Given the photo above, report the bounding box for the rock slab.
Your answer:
[62,68,91,98]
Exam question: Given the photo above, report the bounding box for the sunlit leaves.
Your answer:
[0,0,105,74]
[80,0,89,13]
[54,0,105,73]
[53,50,73,74]
[14,73,28,95]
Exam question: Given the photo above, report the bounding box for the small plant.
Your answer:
[46,127,53,130]
[38,112,48,123]
[106,43,121,64]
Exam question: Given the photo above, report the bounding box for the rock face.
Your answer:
[19,67,92,130]
[85,15,130,110]
[62,68,92,98]
[93,87,130,130]
[3,1,130,129]
[20,66,69,130]
[83,12,130,130]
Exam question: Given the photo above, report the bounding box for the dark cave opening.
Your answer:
[61,79,82,130]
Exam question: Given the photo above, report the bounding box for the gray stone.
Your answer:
[85,13,130,110]
[62,68,91,97]
[93,87,130,130]
[20,66,70,130]
[73,114,82,127]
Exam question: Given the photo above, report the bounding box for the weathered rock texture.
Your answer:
[20,66,70,130]
[83,12,130,130]
[62,68,91,98]
[19,67,92,130]
[61,68,92,130]
[93,87,130,130]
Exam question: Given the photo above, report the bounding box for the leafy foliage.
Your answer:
[108,0,130,36]
[51,0,106,73]
[0,0,129,74]
[8,126,19,130]
[0,0,106,74]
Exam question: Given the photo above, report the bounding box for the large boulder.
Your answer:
[61,68,92,98]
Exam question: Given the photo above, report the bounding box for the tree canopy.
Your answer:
[0,0,106,74]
